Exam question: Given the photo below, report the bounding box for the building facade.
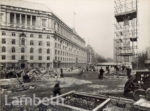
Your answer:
[0,0,87,69]
[86,45,96,65]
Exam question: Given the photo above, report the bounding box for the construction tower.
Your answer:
[114,0,138,67]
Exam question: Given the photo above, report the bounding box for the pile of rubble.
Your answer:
[0,68,83,93]
[0,68,48,93]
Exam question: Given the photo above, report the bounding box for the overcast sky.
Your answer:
[27,0,150,58]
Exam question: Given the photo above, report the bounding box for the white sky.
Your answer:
[26,0,150,58]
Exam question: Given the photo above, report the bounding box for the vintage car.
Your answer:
[124,70,150,100]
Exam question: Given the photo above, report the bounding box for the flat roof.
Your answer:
[115,10,137,22]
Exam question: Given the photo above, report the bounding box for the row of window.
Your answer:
[2,32,15,36]
[55,42,81,53]
[1,55,85,62]
[30,63,51,68]
[54,56,86,62]
[55,56,75,61]
[55,40,86,56]
[1,46,51,54]
[55,36,84,51]
[1,46,85,59]
[55,50,77,57]
[1,55,51,60]
[1,31,51,39]
[1,38,25,45]
[55,46,85,56]
[1,38,51,46]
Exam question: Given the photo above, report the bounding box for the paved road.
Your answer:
[64,71,128,96]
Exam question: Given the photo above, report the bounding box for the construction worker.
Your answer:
[99,67,104,79]
[60,68,64,78]
[126,66,131,79]
[53,81,61,96]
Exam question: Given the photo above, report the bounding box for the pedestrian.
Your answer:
[126,66,131,79]
[122,65,125,72]
[106,66,110,74]
[60,68,64,78]
[115,65,119,76]
[99,67,104,79]
[79,68,84,75]
[23,72,30,83]
[53,81,61,96]
[93,65,96,72]
[86,66,89,72]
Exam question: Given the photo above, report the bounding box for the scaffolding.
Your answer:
[114,0,138,67]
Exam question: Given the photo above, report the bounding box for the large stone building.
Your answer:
[0,0,87,69]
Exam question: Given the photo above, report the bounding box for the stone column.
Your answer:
[36,16,41,28]
[30,15,32,28]
[6,12,10,26]
[14,13,16,26]
[51,19,54,29]
[1,12,6,25]
[25,14,27,28]
[20,14,22,27]
[34,16,37,28]
[48,18,50,29]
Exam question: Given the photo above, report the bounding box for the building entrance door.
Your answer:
[18,60,27,69]
[21,63,25,69]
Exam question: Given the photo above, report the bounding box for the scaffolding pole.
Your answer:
[114,0,138,68]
